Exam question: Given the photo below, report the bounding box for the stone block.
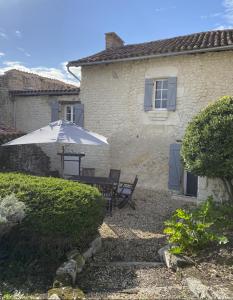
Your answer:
[55,259,77,286]
[48,287,85,300]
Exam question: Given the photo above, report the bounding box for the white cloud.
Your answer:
[213,25,233,30]
[0,52,5,57]
[213,0,233,29]
[0,32,7,39]
[15,30,22,38]
[0,61,80,86]
[201,12,222,19]
[155,5,176,12]
[17,47,31,57]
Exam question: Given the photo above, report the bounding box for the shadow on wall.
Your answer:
[0,144,51,176]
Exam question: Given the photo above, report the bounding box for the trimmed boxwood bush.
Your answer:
[0,172,105,292]
[181,96,233,201]
[0,172,105,251]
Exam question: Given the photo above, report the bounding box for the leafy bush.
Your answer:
[164,198,228,255]
[0,193,26,224]
[181,96,233,200]
[0,172,105,252]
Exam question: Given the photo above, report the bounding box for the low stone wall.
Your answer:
[0,144,51,176]
[48,236,102,300]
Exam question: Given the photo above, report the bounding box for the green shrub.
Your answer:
[181,96,233,201]
[164,198,228,255]
[0,172,105,252]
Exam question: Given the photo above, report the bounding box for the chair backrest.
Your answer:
[132,175,138,192]
[109,169,121,183]
[82,168,95,177]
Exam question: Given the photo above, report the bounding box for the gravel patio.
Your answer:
[75,194,197,299]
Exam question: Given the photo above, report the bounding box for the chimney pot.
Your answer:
[105,32,124,49]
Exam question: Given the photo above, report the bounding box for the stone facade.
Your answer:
[79,50,233,201]
[0,69,80,175]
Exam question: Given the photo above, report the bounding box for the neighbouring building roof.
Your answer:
[68,29,233,67]
[9,88,80,97]
[2,69,79,91]
[0,125,22,135]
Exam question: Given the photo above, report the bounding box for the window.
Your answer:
[154,79,168,109]
[65,105,75,122]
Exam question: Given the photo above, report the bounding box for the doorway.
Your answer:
[185,172,198,197]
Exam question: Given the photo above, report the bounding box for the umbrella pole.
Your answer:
[61,145,65,178]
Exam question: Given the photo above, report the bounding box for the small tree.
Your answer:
[181,96,233,201]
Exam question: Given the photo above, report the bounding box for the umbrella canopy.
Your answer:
[2,120,108,146]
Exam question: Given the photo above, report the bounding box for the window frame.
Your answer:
[65,104,75,122]
[153,78,168,110]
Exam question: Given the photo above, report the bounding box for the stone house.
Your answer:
[67,30,233,202]
[0,69,81,174]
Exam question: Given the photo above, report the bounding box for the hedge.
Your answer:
[0,172,105,251]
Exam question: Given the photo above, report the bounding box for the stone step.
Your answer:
[83,284,195,299]
[76,263,184,294]
[93,238,166,263]
[90,261,163,267]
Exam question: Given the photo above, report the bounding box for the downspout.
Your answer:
[67,65,81,83]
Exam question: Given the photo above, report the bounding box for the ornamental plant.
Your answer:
[181,96,233,202]
[164,198,228,255]
[0,193,26,224]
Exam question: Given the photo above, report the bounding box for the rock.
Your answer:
[66,250,85,273]
[48,294,61,300]
[55,259,77,286]
[48,287,85,300]
[158,244,193,271]
[90,236,102,254]
[73,254,85,273]
[83,247,93,260]
[66,249,80,260]
[186,277,232,299]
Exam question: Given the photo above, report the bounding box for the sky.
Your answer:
[0,0,233,86]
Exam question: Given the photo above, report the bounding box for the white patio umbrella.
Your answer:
[2,120,108,176]
[2,120,108,146]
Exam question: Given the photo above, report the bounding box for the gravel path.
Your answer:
[76,197,195,299]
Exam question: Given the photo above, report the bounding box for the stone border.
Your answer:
[52,236,102,288]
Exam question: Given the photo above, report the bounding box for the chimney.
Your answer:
[105,32,124,49]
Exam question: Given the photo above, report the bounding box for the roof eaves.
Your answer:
[68,44,233,67]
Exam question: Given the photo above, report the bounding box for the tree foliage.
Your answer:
[181,96,233,200]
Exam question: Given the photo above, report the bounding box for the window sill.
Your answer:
[147,110,168,121]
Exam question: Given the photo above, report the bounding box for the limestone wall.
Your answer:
[80,51,233,199]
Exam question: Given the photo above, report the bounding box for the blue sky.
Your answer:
[0,0,233,85]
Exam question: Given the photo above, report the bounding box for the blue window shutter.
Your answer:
[74,103,84,127]
[168,143,182,191]
[167,77,177,111]
[51,100,60,122]
[144,79,153,111]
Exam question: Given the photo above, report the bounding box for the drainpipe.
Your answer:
[67,65,81,83]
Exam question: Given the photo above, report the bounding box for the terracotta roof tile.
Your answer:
[9,88,80,97]
[68,29,233,66]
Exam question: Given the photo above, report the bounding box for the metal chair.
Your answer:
[109,169,121,182]
[117,175,138,209]
[82,168,95,177]
[108,169,121,207]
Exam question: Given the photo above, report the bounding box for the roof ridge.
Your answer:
[124,29,233,48]
[68,29,233,67]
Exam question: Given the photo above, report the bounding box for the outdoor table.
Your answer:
[70,175,116,215]
[70,175,115,185]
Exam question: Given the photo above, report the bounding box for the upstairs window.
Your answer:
[154,79,168,109]
[65,105,75,122]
